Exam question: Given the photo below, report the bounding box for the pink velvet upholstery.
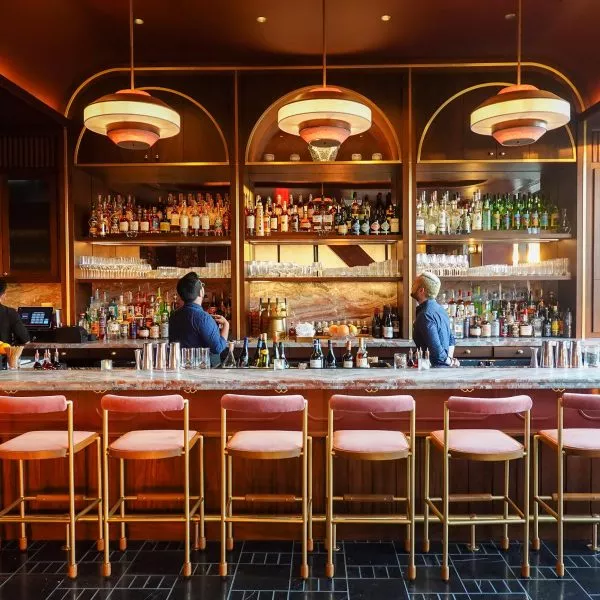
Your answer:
[562,393,600,411]
[101,394,184,413]
[447,395,532,415]
[110,429,197,455]
[0,431,96,457]
[431,429,523,455]
[540,428,600,451]
[226,430,303,454]
[330,394,414,413]
[221,394,305,413]
[333,429,409,454]
[0,395,67,415]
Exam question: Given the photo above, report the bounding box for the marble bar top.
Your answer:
[0,367,599,392]
[26,337,586,350]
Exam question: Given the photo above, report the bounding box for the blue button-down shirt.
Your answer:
[413,298,456,367]
[169,302,228,356]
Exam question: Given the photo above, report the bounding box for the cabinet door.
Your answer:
[0,174,59,281]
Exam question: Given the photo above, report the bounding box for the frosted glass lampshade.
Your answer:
[84,89,181,150]
[470,84,570,147]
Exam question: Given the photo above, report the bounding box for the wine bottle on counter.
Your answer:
[238,337,250,368]
[342,341,354,368]
[325,340,337,368]
[252,335,263,367]
[382,306,394,339]
[356,338,369,368]
[258,334,270,368]
[221,342,237,369]
[310,339,324,369]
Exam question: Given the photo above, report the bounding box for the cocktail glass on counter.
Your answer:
[6,346,24,370]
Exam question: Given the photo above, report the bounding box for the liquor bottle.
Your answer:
[201,204,211,236]
[325,340,337,368]
[472,194,483,231]
[482,195,492,231]
[389,193,400,234]
[550,202,560,231]
[492,195,502,231]
[407,347,415,368]
[238,337,249,368]
[540,196,550,231]
[416,199,426,235]
[255,196,265,237]
[371,308,382,338]
[522,196,531,232]
[512,195,521,230]
[491,311,500,337]
[382,306,394,339]
[160,205,171,233]
[563,308,573,338]
[356,338,369,368]
[259,334,270,367]
[252,336,262,367]
[391,306,400,338]
[170,195,181,233]
[310,339,323,369]
[342,340,353,368]
[221,342,237,368]
[278,342,289,369]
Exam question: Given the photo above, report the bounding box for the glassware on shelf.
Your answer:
[245,259,401,278]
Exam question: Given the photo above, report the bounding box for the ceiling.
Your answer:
[0,0,598,115]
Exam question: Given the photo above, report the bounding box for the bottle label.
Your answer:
[312,215,322,231]
[171,213,180,226]
[390,217,400,234]
[338,223,348,235]
[343,360,353,368]
[130,221,139,232]
[351,221,361,235]
[323,214,333,230]
[191,216,200,230]
[356,357,369,368]
[472,213,482,230]
[416,217,425,234]
[383,326,394,339]
[360,221,370,235]
[270,216,278,230]
[370,221,380,234]
[246,215,255,230]
[119,221,129,232]
[310,359,323,369]
[280,215,289,232]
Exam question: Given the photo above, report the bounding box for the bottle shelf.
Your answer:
[439,275,571,282]
[417,232,572,244]
[246,276,401,283]
[77,235,231,246]
[245,234,401,245]
[75,277,231,284]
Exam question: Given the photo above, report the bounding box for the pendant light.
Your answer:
[470,0,570,147]
[83,0,180,150]
[277,0,372,161]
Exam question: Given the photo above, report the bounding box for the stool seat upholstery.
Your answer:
[109,429,198,459]
[333,429,409,459]
[227,430,303,458]
[0,430,97,459]
[539,428,600,454]
[431,429,523,459]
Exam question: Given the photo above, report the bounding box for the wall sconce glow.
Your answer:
[381,14,392,21]
[512,243,520,266]
[527,242,541,264]
[256,16,267,23]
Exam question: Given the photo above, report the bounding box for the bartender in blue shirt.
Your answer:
[411,272,459,367]
[169,272,229,364]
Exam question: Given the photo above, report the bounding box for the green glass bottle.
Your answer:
[502,194,513,231]
[540,194,549,230]
[492,195,502,231]
[521,194,531,232]
[482,194,492,231]
[530,194,540,234]
[512,194,521,231]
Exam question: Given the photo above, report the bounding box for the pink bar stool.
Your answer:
[0,395,102,579]
[219,394,311,579]
[326,394,416,580]
[533,392,600,576]
[100,394,203,578]
[424,395,532,581]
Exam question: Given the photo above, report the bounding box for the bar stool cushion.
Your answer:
[539,428,600,455]
[0,430,97,459]
[333,429,409,460]
[227,430,303,459]
[431,429,523,460]
[109,429,198,459]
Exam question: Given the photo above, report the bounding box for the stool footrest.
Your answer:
[30,494,87,502]
[243,494,298,503]
[341,494,396,502]
[448,493,496,502]
[551,492,600,502]
[332,514,411,524]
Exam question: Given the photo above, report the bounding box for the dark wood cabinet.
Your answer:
[0,171,59,282]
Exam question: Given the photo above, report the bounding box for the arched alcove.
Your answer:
[75,87,229,165]
[418,83,576,163]
[246,85,401,164]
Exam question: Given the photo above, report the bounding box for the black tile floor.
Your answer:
[0,538,599,599]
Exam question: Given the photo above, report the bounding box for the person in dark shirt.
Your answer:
[411,272,459,367]
[169,272,229,363]
[0,279,30,346]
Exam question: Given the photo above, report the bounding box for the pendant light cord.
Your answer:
[129,0,135,89]
[517,0,522,85]
[322,0,327,87]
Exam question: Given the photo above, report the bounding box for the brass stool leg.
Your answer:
[307,437,313,552]
[325,437,334,578]
[183,424,191,577]
[441,448,450,581]
[67,437,77,578]
[501,460,510,551]
[95,438,104,552]
[118,459,127,551]
[590,522,600,552]
[404,452,411,553]
[219,405,228,578]
[102,414,111,577]
[226,455,233,551]
[300,436,308,579]
[18,460,26,551]
[557,449,565,576]
[194,436,206,551]
[407,434,416,580]
[532,435,541,551]
[423,437,431,553]
[522,425,531,578]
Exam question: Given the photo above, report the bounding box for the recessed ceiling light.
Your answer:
[134,18,144,25]
[256,16,267,23]
[505,13,516,20]
[381,14,392,22]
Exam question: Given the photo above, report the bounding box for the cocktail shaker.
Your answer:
[541,340,555,368]
[134,349,143,370]
[142,342,154,370]
[571,340,583,368]
[556,340,571,368]
[530,347,539,368]
[155,342,168,369]
[168,342,181,370]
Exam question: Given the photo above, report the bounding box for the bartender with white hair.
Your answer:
[410,271,459,367]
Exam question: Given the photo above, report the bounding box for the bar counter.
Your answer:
[1,366,597,543]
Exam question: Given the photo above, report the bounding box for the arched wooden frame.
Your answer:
[245,85,401,164]
[417,82,576,163]
[74,86,230,165]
